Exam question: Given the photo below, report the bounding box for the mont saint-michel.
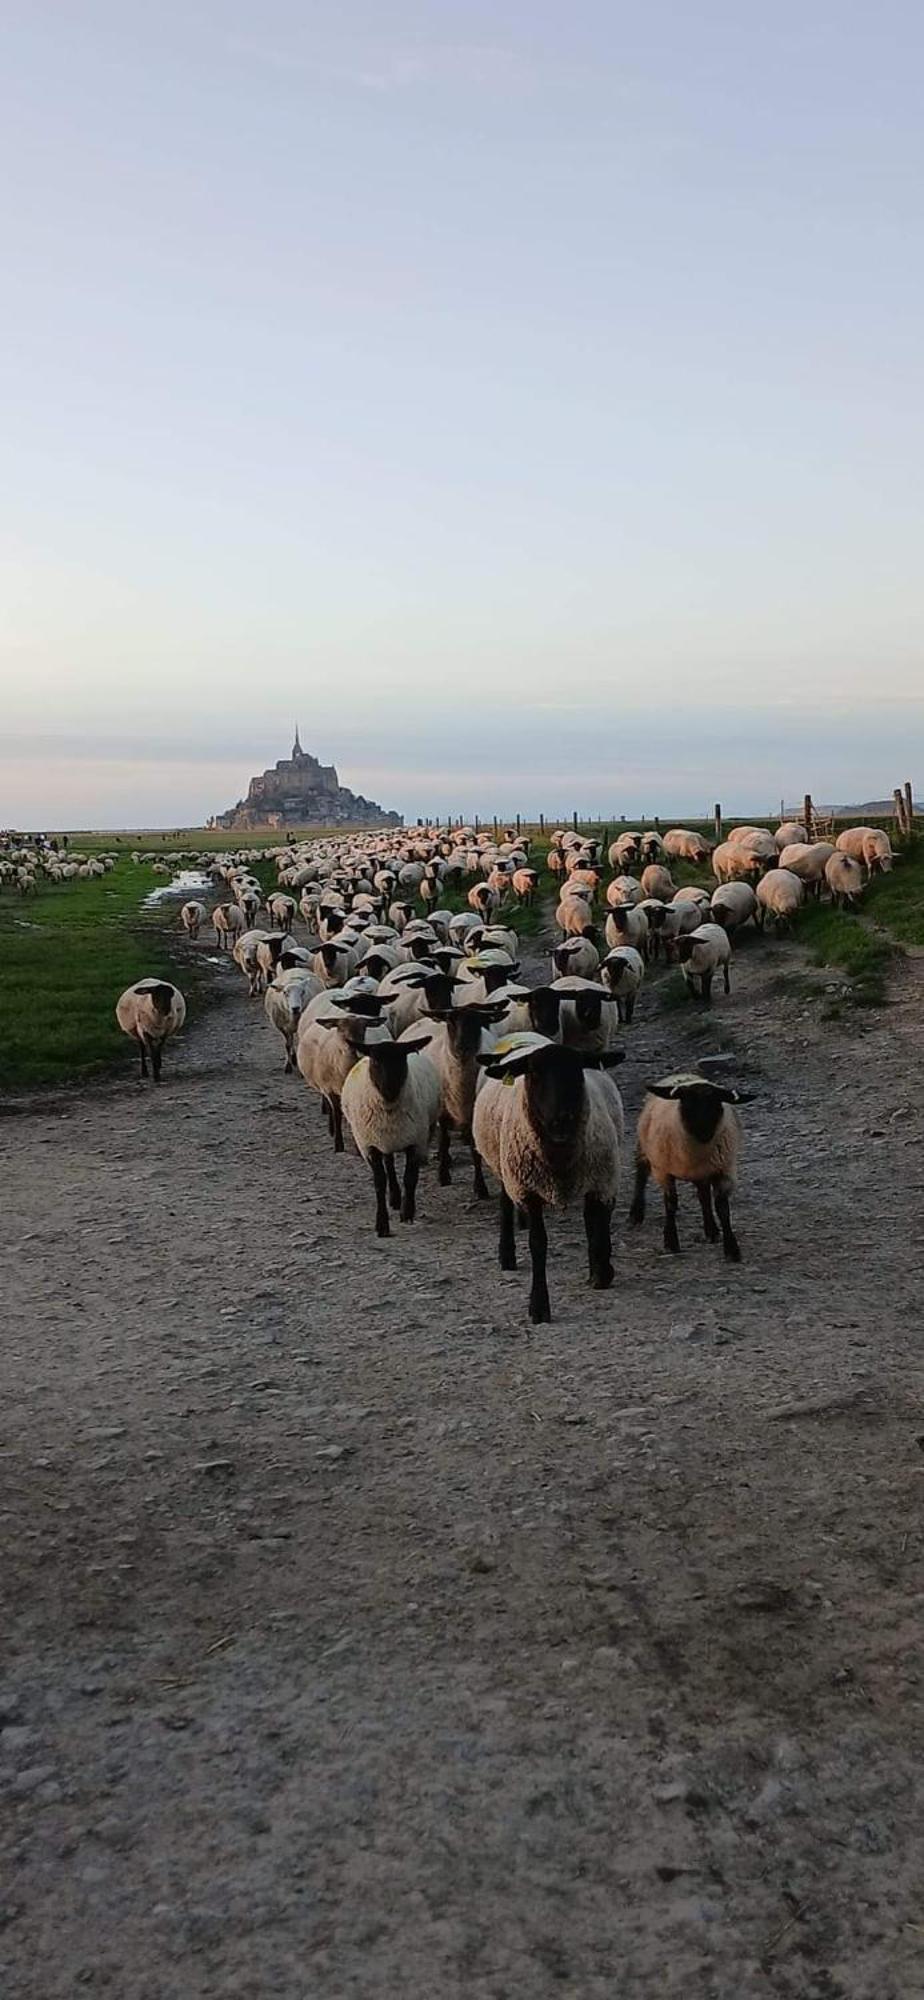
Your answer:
[213,729,401,831]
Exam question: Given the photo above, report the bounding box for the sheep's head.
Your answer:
[645,1075,754,1143]
[479,1041,625,1148]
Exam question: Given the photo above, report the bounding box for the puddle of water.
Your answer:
[143,870,213,907]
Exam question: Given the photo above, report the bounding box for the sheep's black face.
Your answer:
[674,938,695,963]
[573,992,604,1030]
[527,989,563,1037]
[367,1045,411,1104]
[524,1046,588,1149]
[676,1086,725,1144]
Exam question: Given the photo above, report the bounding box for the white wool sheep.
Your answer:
[313,937,360,988]
[605,874,644,909]
[180,900,207,939]
[629,1072,753,1260]
[266,893,297,933]
[834,826,872,861]
[552,935,601,981]
[468,882,500,919]
[640,863,676,900]
[555,891,597,938]
[609,832,641,869]
[340,1031,442,1235]
[726,824,769,846]
[824,852,865,908]
[711,840,764,884]
[599,946,645,1023]
[551,977,622,1056]
[674,922,732,1002]
[472,1036,625,1323]
[662,828,711,864]
[115,979,186,1084]
[861,829,893,874]
[672,885,711,910]
[297,995,392,1151]
[775,821,808,849]
[233,929,274,996]
[403,999,508,1195]
[756,868,804,929]
[604,904,649,954]
[777,842,835,894]
[512,867,539,905]
[709,882,758,932]
[212,902,245,949]
[264,970,322,1070]
[640,831,664,863]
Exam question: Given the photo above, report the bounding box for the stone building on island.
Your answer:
[213,728,401,831]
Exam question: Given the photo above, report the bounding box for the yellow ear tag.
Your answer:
[502,1070,518,1086]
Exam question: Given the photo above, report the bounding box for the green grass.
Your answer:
[793,901,893,1007]
[0,862,203,1091]
[862,837,924,947]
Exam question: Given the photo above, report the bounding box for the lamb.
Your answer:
[630,1072,752,1259]
[115,979,186,1083]
[340,1029,442,1235]
[640,863,676,900]
[674,922,732,1002]
[472,1036,625,1322]
[179,900,207,939]
[710,882,757,932]
[861,829,894,874]
[264,970,322,1071]
[599,946,645,1022]
[824,852,865,908]
[756,868,804,929]
[663,828,711,864]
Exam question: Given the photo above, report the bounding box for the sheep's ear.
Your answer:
[593,1048,626,1067]
[400,1034,432,1053]
[720,1087,755,1104]
[645,1082,676,1098]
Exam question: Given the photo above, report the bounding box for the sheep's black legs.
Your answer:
[584,1194,614,1289]
[628,1158,649,1226]
[723,963,731,994]
[696,1181,720,1242]
[700,971,713,1006]
[331,1097,344,1153]
[468,1133,489,1199]
[663,1175,680,1253]
[401,1149,419,1223]
[369,1148,390,1237]
[714,1179,741,1262]
[525,1195,551,1323]
[386,1156,402,1210]
[437,1114,452,1186]
[498,1189,517,1270]
[151,1043,163,1084]
[138,1035,148,1079]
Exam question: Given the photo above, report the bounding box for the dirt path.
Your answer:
[3,927,924,1999]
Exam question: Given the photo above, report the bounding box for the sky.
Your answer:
[2,1,923,828]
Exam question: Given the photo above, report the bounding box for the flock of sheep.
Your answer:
[0,845,117,894]
[112,815,894,1320]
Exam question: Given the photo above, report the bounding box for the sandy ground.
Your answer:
[3,920,924,1999]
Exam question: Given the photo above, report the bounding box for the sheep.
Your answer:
[629,1072,753,1260]
[599,946,645,1023]
[115,979,186,1083]
[609,832,641,869]
[313,938,359,988]
[297,994,392,1151]
[756,868,804,929]
[674,922,732,1002]
[468,882,500,919]
[640,863,675,901]
[777,842,835,895]
[662,828,712,864]
[512,866,539,906]
[710,882,757,933]
[834,826,872,861]
[340,1029,442,1235]
[406,999,509,1195]
[605,874,644,909]
[180,900,206,940]
[264,970,322,1071]
[672,884,711,911]
[233,929,274,996]
[266,893,297,933]
[862,828,894,874]
[472,1036,625,1322]
[775,821,808,850]
[640,831,664,863]
[551,977,622,1055]
[727,824,770,846]
[555,892,597,939]
[212,902,245,949]
[479,925,519,961]
[711,840,763,884]
[604,904,649,954]
[552,935,601,980]
[824,852,865,908]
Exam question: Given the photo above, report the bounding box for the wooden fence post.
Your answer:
[804,794,814,842]
[572,810,578,833]
[894,788,906,837]
[905,781,915,836]
[713,802,722,843]
[539,812,545,835]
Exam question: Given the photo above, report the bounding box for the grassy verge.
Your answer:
[862,838,924,947]
[793,903,893,1008]
[0,863,203,1091]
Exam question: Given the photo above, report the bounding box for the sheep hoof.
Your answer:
[529,1294,552,1324]
[589,1265,614,1290]
[724,1241,742,1263]
[376,1219,391,1239]
[438,1167,452,1186]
